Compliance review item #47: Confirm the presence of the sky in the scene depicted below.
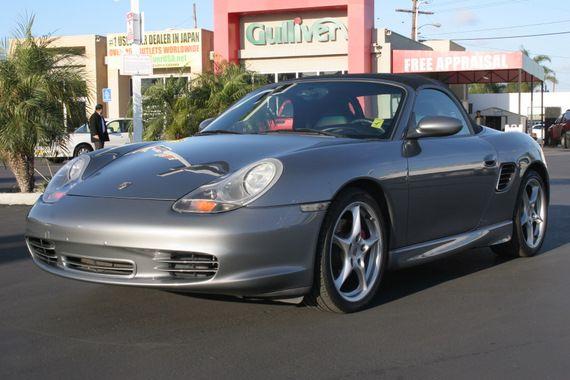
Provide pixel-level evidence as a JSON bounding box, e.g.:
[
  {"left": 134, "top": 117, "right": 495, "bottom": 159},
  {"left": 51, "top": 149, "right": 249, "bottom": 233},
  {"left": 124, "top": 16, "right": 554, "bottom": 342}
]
[{"left": 1, "top": 0, "right": 569, "bottom": 90}]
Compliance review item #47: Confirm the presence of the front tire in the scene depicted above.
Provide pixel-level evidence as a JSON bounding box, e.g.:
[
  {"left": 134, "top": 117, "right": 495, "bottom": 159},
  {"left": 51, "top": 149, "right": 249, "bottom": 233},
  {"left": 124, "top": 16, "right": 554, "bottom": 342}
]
[
  {"left": 492, "top": 170, "right": 548, "bottom": 258},
  {"left": 305, "top": 188, "right": 388, "bottom": 313},
  {"left": 562, "top": 132, "right": 569, "bottom": 149}
]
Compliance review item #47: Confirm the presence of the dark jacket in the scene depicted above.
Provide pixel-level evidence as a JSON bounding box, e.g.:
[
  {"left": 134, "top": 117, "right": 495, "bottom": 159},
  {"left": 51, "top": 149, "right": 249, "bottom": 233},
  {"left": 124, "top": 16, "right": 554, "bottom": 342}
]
[{"left": 88, "top": 112, "right": 110, "bottom": 143}]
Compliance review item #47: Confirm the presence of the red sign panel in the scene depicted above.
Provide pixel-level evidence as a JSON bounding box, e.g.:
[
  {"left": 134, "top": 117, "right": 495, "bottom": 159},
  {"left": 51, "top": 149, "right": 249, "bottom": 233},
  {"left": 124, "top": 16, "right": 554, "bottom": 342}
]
[{"left": 392, "top": 50, "right": 523, "bottom": 74}]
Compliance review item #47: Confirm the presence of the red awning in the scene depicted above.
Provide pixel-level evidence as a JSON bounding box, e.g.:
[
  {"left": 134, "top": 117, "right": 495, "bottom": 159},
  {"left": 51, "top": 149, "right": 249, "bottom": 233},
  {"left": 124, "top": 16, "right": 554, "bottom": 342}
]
[{"left": 392, "top": 50, "right": 545, "bottom": 84}]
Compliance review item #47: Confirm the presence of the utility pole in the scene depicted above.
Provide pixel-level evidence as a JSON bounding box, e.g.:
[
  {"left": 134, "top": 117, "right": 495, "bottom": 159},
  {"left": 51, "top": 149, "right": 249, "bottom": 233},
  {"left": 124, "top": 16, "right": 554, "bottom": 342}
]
[
  {"left": 129, "top": 0, "right": 143, "bottom": 143},
  {"left": 193, "top": 3, "right": 198, "bottom": 29},
  {"left": 396, "top": 0, "right": 434, "bottom": 41}
]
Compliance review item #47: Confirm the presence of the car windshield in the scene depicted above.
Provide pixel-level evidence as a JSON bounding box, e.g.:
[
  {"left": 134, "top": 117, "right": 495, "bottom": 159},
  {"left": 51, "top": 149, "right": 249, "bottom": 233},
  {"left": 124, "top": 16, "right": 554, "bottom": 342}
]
[
  {"left": 202, "top": 81, "right": 405, "bottom": 139},
  {"left": 74, "top": 124, "right": 88, "bottom": 133}
]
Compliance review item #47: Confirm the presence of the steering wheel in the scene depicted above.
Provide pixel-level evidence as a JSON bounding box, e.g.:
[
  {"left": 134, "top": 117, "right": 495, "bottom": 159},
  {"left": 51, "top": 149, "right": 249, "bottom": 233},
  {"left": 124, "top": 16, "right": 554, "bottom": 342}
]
[
  {"left": 321, "top": 125, "right": 363, "bottom": 135},
  {"left": 350, "top": 119, "right": 374, "bottom": 127}
]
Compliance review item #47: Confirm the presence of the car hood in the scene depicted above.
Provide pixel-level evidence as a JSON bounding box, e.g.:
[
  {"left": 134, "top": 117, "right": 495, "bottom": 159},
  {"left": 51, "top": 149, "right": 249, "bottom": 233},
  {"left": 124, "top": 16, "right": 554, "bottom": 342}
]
[{"left": 69, "top": 134, "right": 354, "bottom": 200}]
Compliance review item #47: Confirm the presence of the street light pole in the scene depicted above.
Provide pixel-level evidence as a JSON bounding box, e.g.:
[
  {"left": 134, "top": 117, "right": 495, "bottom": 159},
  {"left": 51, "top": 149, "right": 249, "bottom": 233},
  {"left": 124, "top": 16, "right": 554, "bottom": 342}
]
[{"left": 130, "top": 0, "right": 143, "bottom": 143}]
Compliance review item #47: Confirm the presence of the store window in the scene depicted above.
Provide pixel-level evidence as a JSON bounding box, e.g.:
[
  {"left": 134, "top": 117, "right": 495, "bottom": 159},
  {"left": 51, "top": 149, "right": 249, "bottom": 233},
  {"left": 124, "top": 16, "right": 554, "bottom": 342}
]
[
  {"left": 298, "top": 72, "right": 318, "bottom": 78},
  {"left": 278, "top": 73, "right": 296, "bottom": 81}
]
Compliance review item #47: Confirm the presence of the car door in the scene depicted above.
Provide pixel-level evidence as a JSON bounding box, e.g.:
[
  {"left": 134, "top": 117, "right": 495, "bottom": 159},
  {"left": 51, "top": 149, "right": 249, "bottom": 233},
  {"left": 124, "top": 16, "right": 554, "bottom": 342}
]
[
  {"left": 406, "top": 88, "right": 499, "bottom": 245},
  {"left": 119, "top": 119, "right": 133, "bottom": 144},
  {"left": 550, "top": 117, "right": 561, "bottom": 141},
  {"left": 563, "top": 111, "right": 570, "bottom": 137},
  {"left": 106, "top": 120, "right": 130, "bottom": 147}
]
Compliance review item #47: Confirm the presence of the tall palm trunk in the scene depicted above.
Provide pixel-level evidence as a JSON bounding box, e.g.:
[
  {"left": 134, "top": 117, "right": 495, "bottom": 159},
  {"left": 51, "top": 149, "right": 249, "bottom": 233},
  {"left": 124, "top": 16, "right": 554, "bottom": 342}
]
[{"left": 6, "top": 152, "right": 35, "bottom": 192}]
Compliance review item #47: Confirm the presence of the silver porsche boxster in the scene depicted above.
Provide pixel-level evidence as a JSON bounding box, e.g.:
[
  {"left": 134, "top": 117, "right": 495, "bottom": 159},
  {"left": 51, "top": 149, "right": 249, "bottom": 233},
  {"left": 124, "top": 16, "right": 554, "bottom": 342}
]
[{"left": 26, "top": 75, "right": 549, "bottom": 313}]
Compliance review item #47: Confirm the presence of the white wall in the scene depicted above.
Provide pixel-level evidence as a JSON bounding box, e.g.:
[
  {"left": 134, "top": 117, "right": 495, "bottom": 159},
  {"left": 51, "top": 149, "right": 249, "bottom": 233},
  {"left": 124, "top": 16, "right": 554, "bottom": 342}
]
[{"left": 468, "top": 92, "right": 570, "bottom": 119}]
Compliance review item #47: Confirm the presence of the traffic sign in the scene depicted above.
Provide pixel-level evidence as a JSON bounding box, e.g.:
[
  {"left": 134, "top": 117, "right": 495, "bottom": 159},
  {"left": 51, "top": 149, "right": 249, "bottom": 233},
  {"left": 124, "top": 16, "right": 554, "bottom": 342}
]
[
  {"left": 120, "top": 54, "right": 153, "bottom": 76},
  {"left": 126, "top": 11, "right": 142, "bottom": 45},
  {"left": 102, "top": 88, "right": 112, "bottom": 103}
]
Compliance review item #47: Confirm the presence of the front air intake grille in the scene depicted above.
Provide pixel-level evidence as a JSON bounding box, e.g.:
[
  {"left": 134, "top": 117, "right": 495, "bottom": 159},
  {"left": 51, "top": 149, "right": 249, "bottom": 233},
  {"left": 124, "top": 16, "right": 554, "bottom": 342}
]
[
  {"left": 27, "top": 237, "right": 57, "bottom": 265},
  {"left": 153, "top": 251, "right": 218, "bottom": 280},
  {"left": 497, "top": 163, "right": 517, "bottom": 192},
  {"left": 62, "top": 255, "right": 135, "bottom": 277}
]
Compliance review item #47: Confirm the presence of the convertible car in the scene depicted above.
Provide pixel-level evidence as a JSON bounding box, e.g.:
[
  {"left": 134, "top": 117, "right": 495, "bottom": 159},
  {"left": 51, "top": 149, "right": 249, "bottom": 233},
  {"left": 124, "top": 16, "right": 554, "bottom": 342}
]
[{"left": 26, "top": 75, "right": 549, "bottom": 313}]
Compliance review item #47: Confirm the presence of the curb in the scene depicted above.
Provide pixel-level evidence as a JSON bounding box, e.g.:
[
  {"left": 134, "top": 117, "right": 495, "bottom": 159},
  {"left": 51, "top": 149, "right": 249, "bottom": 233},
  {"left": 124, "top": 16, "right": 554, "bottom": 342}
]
[{"left": 0, "top": 193, "right": 41, "bottom": 205}]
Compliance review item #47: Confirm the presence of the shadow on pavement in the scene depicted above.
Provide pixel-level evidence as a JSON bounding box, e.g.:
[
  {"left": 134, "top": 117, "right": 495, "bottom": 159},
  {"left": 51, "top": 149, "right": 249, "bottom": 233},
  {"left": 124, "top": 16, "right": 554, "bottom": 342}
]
[
  {"left": 549, "top": 178, "right": 570, "bottom": 186},
  {"left": 174, "top": 205, "right": 570, "bottom": 310},
  {"left": 542, "top": 204, "right": 570, "bottom": 252},
  {"left": 366, "top": 204, "right": 570, "bottom": 310}
]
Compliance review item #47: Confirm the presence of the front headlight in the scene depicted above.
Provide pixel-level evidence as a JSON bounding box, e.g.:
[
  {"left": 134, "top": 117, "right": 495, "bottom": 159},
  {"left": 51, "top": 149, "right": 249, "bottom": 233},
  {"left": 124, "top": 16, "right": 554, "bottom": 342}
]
[
  {"left": 172, "top": 158, "right": 283, "bottom": 213},
  {"left": 43, "top": 155, "right": 90, "bottom": 203}
]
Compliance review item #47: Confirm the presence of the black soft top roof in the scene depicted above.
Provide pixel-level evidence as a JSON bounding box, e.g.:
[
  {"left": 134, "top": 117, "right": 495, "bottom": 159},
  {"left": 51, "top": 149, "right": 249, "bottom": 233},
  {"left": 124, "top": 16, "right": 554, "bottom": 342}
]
[{"left": 292, "top": 73, "right": 444, "bottom": 90}]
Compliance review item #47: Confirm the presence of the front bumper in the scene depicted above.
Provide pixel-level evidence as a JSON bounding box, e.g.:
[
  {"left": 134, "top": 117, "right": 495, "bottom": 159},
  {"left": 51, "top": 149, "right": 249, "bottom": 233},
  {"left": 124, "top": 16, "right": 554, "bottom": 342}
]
[{"left": 26, "top": 195, "right": 326, "bottom": 297}]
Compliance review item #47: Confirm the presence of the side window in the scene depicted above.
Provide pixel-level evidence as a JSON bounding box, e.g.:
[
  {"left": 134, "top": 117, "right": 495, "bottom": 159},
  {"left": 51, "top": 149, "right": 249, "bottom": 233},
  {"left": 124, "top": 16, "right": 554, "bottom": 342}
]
[
  {"left": 120, "top": 120, "right": 132, "bottom": 133},
  {"left": 413, "top": 89, "right": 471, "bottom": 136},
  {"left": 106, "top": 121, "right": 121, "bottom": 133},
  {"left": 563, "top": 111, "right": 570, "bottom": 121}
]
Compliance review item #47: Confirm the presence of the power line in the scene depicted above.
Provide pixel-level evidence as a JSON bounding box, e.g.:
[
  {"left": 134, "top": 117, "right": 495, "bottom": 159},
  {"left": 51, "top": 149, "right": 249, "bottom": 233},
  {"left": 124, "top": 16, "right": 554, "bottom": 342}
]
[
  {"left": 426, "top": 18, "right": 570, "bottom": 36},
  {"left": 431, "top": 0, "right": 471, "bottom": 7},
  {"left": 449, "top": 30, "right": 570, "bottom": 41},
  {"left": 436, "top": 0, "right": 528, "bottom": 13},
  {"left": 459, "top": 43, "right": 570, "bottom": 60}
]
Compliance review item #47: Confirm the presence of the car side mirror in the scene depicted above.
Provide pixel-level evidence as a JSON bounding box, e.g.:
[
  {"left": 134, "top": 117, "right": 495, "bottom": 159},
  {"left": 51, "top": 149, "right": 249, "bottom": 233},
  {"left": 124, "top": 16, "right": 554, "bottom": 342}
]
[
  {"left": 199, "top": 117, "right": 215, "bottom": 132},
  {"left": 407, "top": 116, "right": 463, "bottom": 139}
]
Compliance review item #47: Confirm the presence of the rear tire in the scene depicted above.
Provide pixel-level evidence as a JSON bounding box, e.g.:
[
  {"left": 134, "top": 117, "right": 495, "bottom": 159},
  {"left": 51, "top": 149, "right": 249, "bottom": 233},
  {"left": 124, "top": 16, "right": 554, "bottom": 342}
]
[
  {"left": 491, "top": 170, "right": 548, "bottom": 258},
  {"left": 74, "top": 144, "right": 93, "bottom": 157},
  {"left": 304, "top": 188, "right": 388, "bottom": 313}
]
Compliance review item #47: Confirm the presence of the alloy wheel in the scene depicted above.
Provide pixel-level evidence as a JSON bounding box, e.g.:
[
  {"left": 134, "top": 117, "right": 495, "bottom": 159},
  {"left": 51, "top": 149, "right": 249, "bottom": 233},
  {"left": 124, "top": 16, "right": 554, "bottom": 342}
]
[
  {"left": 76, "top": 147, "right": 91, "bottom": 156},
  {"left": 329, "top": 202, "right": 382, "bottom": 302},
  {"left": 520, "top": 178, "right": 547, "bottom": 249}
]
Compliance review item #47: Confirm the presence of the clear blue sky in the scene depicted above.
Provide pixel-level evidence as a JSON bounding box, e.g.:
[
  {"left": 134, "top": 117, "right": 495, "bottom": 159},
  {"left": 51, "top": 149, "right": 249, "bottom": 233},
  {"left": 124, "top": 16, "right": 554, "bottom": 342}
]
[{"left": 1, "top": 0, "right": 569, "bottom": 90}]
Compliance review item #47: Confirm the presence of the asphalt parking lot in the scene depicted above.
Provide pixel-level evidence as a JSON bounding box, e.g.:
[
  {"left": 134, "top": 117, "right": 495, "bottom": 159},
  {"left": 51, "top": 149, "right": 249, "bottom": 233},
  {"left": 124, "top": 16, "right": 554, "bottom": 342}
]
[{"left": 1, "top": 148, "right": 569, "bottom": 379}]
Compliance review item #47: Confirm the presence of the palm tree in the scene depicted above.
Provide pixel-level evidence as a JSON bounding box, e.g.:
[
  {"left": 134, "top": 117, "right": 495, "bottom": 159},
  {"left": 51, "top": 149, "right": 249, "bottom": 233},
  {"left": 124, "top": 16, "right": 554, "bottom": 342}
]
[
  {"left": 470, "top": 47, "right": 558, "bottom": 94},
  {"left": 505, "top": 47, "right": 558, "bottom": 92},
  {"left": 0, "top": 15, "right": 88, "bottom": 192},
  {"left": 522, "top": 48, "right": 558, "bottom": 91},
  {"left": 142, "top": 61, "right": 267, "bottom": 140},
  {"left": 142, "top": 76, "right": 190, "bottom": 141}
]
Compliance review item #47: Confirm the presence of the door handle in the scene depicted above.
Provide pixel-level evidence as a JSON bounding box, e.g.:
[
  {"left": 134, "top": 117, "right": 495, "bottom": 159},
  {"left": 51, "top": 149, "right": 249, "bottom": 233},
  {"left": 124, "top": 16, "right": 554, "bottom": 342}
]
[{"left": 483, "top": 154, "right": 497, "bottom": 167}]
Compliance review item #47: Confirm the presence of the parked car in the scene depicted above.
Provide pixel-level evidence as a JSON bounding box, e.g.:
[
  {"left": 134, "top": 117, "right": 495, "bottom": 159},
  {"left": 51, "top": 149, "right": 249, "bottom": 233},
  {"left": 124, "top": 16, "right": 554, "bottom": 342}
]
[
  {"left": 530, "top": 123, "right": 545, "bottom": 145},
  {"left": 546, "top": 110, "right": 570, "bottom": 148},
  {"left": 26, "top": 75, "right": 549, "bottom": 313},
  {"left": 35, "top": 118, "right": 132, "bottom": 159}
]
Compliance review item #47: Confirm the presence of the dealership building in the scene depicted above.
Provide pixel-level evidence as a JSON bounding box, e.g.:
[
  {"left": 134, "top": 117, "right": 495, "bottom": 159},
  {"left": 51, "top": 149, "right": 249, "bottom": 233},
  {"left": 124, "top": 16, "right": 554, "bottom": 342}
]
[{"left": 48, "top": 0, "right": 561, "bottom": 130}]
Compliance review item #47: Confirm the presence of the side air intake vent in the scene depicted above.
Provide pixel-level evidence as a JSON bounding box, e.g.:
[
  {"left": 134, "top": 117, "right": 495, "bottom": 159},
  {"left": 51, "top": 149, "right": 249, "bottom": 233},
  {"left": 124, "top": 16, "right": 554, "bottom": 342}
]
[
  {"left": 496, "top": 163, "right": 516, "bottom": 192},
  {"left": 153, "top": 251, "right": 219, "bottom": 281}
]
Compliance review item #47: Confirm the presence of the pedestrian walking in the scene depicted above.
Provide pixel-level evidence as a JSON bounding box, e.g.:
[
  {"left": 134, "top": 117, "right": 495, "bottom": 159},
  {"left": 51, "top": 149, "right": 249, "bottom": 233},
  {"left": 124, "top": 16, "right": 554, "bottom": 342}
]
[{"left": 89, "top": 104, "right": 109, "bottom": 150}]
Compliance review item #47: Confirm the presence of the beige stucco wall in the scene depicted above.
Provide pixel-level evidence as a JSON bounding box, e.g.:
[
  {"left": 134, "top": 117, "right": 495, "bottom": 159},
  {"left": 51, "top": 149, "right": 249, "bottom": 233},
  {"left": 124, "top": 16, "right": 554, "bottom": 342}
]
[
  {"left": 422, "top": 40, "right": 466, "bottom": 52},
  {"left": 48, "top": 34, "right": 108, "bottom": 117},
  {"left": 372, "top": 29, "right": 431, "bottom": 74}
]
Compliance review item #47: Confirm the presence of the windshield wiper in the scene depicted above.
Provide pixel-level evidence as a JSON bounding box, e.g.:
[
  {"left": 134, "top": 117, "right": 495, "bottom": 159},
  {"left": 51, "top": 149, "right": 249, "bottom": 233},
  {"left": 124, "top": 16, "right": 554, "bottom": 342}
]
[
  {"left": 197, "top": 129, "right": 242, "bottom": 135},
  {"left": 262, "top": 128, "right": 340, "bottom": 137}
]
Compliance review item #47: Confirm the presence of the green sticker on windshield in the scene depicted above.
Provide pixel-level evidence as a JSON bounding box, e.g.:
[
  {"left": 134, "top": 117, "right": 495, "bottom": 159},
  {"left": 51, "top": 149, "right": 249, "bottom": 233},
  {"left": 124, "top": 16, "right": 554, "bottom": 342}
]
[{"left": 371, "top": 118, "right": 385, "bottom": 130}]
